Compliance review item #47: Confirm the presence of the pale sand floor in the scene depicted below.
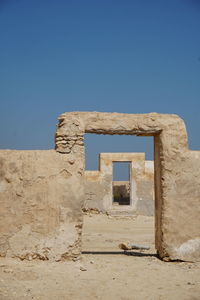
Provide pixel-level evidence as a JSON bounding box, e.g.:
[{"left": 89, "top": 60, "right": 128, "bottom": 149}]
[{"left": 0, "top": 214, "right": 199, "bottom": 300}]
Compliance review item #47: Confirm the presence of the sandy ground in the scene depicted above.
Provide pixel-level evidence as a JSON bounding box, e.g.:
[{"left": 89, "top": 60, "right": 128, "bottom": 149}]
[{"left": 0, "top": 214, "right": 199, "bottom": 300}]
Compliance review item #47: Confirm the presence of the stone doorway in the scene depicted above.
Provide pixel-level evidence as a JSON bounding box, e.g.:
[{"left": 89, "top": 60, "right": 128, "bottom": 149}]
[
  {"left": 85, "top": 152, "right": 154, "bottom": 216},
  {"left": 55, "top": 112, "right": 200, "bottom": 262},
  {"left": 112, "top": 161, "right": 131, "bottom": 206}
]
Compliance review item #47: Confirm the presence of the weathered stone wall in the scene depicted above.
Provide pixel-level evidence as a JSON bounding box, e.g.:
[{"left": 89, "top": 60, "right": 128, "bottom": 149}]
[
  {"left": 0, "top": 111, "right": 200, "bottom": 262},
  {"left": 55, "top": 111, "right": 200, "bottom": 262},
  {"left": 135, "top": 160, "right": 155, "bottom": 216},
  {"left": 85, "top": 153, "right": 154, "bottom": 216},
  {"left": 0, "top": 150, "right": 84, "bottom": 261}
]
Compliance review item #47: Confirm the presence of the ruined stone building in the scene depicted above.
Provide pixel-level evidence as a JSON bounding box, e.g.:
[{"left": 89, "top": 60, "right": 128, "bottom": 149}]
[
  {"left": 85, "top": 153, "right": 154, "bottom": 216},
  {"left": 0, "top": 112, "right": 200, "bottom": 262}
]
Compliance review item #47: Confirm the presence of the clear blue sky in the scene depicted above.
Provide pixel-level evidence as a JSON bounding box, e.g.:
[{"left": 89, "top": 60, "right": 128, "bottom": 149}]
[{"left": 0, "top": 0, "right": 200, "bottom": 172}]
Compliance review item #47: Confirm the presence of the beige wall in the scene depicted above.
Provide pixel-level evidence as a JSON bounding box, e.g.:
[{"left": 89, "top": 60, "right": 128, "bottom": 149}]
[
  {"left": 55, "top": 112, "right": 200, "bottom": 262},
  {"left": 0, "top": 149, "right": 84, "bottom": 261},
  {"left": 85, "top": 153, "right": 154, "bottom": 216},
  {"left": 0, "top": 111, "right": 200, "bottom": 262}
]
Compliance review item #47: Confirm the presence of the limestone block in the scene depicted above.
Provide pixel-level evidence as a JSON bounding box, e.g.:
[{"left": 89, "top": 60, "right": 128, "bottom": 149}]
[{"left": 0, "top": 150, "right": 84, "bottom": 261}]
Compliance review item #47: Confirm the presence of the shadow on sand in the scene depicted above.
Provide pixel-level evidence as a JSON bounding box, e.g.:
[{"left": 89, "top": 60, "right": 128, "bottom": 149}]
[{"left": 82, "top": 251, "right": 157, "bottom": 258}]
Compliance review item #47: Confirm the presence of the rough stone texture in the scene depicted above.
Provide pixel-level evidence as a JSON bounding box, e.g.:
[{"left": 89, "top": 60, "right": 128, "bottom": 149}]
[
  {"left": 0, "top": 111, "right": 200, "bottom": 262},
  {"left": 0, "top": 150, "right": 84, "bottom": 261},
  {"left": 85, "top": 153, "right": 154, "bottom": 216},
  {"left": 56, "top": 112, "right": 200, "bottom": 262}
]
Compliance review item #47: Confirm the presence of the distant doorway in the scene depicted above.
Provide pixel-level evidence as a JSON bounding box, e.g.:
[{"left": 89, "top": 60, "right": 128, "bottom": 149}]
[{"left": 112, "top": 162, "right": 131, "bottom": 206}]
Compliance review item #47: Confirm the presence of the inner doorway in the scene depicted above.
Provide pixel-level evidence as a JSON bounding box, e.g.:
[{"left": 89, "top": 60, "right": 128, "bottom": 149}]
[{"left": 112, "top": 161, "right": 131, "bottom": 206}]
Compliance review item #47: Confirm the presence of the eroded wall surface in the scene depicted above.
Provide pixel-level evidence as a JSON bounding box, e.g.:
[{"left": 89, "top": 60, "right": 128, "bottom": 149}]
[
  {"left": 0, "top": 111, "right": 200, "bottom": 262},
  {"left": 85, "top": 153, "right": 154, "bottom": 216},
  {"left": 0, "top": 150, "right": 84, "bottom": 261},
  {"left": 55, "top": 112, "right": 200, "bottom": 262}
]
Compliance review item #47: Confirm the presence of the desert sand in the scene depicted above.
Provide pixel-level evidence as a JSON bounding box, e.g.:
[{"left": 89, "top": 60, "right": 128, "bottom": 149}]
[{"left": 0, "top": 214, "right": 199, "bottom": 300}]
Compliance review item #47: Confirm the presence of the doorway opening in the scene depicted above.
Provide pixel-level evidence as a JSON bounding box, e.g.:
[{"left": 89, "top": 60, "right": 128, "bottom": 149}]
[
  {"left": 82, "top": 133, "right": 155, "bottom": 254},
  {"left": 112, "top": 161, "right": 131, "bottom": 206}
]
